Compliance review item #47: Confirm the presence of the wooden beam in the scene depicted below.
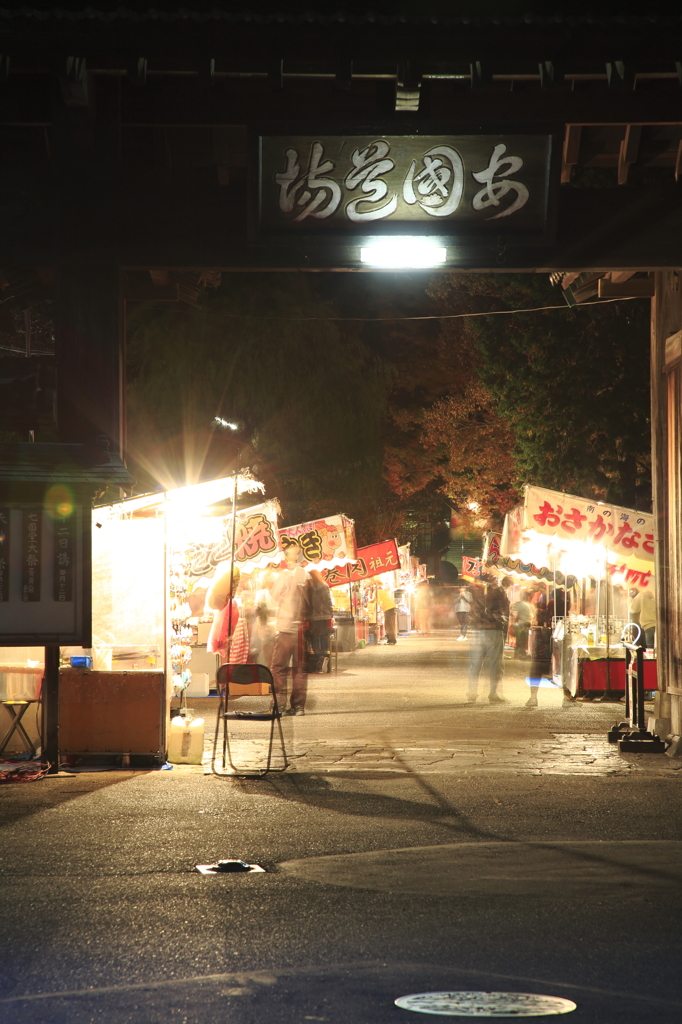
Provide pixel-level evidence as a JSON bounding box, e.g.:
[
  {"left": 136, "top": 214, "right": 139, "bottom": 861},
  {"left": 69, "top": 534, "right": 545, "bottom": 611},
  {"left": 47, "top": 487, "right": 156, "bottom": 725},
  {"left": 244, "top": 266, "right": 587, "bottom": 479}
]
[
  {"left": 335, "top": 58, "right": 353, "bottom": 92},
  {"left": 213, "top": 127, "right": 230, "bottom": 186},
  {"left": 469, "top": 62, "right": 492, "bottom": 90},
  {"left": 127, "top": 58, "right": 147, "bottom": 86},
  {"left": 606, "top": 61, "right": 634, "bottom": 89},
  {"left": 571, "top": 274, "right": 604, "bottom": 303},
  {"left": 618, "top": 124, "right": 641, "bottom": 184},
  {"left": 609, "top": 271, "right": 636, "bottom": 284},
  {"left": 125, "top": 280, "right": 179, "bottom": 301},
  {"left": 268, "top": 57, "right": 283, "bottom": 91},
  {"left": 676, "top": 139, "right": 682, "bottom": 182},
  {"left": 598, "top": 276, "right": 655, "bottom": 297},
  {"left": 59, "top": 57, "right": 89, "bottom": 108},
  {"left": 538, "top": 61, "right": 564, "bottom": 89},
  {"left": 562, "top": 125, "right": 581, "bottom": 184},
  {"left": 198, "top": 58, "right": 215, "bottom": 89}
]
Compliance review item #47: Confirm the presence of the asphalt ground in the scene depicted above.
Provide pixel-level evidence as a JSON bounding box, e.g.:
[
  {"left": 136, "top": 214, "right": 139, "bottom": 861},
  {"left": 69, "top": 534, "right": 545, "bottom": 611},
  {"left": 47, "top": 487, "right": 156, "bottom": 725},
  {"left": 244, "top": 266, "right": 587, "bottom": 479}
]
[{"left": 0, "top": 632, "right": 680, "bottom": 1023}]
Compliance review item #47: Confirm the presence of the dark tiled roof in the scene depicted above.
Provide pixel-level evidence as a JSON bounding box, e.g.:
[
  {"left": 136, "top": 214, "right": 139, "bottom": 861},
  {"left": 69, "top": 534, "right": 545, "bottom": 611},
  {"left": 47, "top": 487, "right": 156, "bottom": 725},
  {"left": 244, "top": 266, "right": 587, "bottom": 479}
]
[
  {"left": 0, "top": 5, "right": 676, "bottom": 28},
  {"left": 0, "top": 443, "right": 134, "bottom": 486}
]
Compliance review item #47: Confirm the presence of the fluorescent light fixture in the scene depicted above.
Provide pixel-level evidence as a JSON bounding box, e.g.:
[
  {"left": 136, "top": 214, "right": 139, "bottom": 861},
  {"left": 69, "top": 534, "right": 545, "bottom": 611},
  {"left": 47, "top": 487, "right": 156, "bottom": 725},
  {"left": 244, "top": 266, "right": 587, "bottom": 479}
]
[
  {"left": 360, "top": 237, "right": 447, "bottom": 269},
  {"left": 215, "top": 417, "right": 239, "bottom": 431}
]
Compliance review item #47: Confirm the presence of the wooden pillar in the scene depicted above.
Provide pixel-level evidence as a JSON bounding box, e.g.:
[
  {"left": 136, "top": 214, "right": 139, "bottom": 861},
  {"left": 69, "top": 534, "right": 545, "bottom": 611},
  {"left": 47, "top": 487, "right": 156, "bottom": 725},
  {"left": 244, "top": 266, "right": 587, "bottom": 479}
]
[
  {"left": 52, "top": 74, "right": 125, "bottom": 454},
  {"left": 42, "top": 645, "right": 61, "bottom": 774},
  {"left": 650, "top": 270, "right": 682, "bottom": 738}
]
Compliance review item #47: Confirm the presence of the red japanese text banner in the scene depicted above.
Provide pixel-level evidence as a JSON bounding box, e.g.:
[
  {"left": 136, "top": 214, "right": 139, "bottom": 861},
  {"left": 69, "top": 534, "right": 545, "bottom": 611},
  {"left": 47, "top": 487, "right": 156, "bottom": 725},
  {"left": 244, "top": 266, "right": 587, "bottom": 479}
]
[
  {"left": 501, "top": 486, "right": 654, "bottom": 582},
  {"left": 322, "top": 539, "right": 400, "bottom": 588},
  {"left": 461, "top": 556, "right": 483, "bottom": 580}
]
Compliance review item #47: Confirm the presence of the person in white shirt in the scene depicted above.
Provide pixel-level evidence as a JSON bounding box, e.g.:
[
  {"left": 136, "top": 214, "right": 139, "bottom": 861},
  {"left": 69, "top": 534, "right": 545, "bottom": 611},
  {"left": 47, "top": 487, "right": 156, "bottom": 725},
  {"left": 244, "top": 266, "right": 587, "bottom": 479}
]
[
  {"left": 455, "top": 585, "right": 473, "bottom": 640},
  {"left": 270, "top": 541, "right": 311, "bottom": 715},
  {"left": 629, "top": 586, "right": 656, "bottom": 650}
]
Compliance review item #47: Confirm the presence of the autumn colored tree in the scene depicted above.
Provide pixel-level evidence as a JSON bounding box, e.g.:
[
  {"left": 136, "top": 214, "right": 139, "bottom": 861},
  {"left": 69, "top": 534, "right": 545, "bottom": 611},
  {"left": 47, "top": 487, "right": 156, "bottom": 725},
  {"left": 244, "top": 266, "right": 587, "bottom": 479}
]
[{"left": 428, "top": 274, "right": 652, "bottom": 510}]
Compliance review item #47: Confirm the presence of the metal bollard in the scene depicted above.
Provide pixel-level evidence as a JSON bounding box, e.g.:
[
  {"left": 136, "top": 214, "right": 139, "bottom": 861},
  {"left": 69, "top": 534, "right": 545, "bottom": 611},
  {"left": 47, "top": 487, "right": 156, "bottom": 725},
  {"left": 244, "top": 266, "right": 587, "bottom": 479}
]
[{"left": 607, "top": 623, "right": 665, "bottom": 752}]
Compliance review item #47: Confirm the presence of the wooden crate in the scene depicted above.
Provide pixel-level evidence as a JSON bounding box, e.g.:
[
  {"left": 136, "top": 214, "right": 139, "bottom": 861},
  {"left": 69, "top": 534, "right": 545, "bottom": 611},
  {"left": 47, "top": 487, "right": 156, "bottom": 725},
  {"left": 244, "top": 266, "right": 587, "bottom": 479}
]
[{"left": 59, "top": 670, "right": 168, "bottom": 757}]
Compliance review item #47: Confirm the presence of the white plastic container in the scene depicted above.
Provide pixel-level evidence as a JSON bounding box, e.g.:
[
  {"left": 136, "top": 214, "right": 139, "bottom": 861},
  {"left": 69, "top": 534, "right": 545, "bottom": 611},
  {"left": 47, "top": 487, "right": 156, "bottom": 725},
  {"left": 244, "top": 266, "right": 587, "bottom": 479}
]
[
  {"left": 0, "top": 665, "right": 43, "bottom": 701},
  {"left": 184, "top": 672, "right": 209, "bottom": 698},
  {"left": 168, "top": 714, "right": 205, "bottom": 764}
]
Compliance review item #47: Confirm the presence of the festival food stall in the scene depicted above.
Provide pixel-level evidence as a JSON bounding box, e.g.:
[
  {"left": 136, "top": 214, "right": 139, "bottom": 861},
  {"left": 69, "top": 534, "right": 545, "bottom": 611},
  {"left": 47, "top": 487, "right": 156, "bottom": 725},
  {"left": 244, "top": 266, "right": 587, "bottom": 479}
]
[
  {"left": 321, "top": 538, "right": 401, "bottom": 647},
  {"left": 491, "top": 485, "right": 657, "bottom": 697},
  {"left": 57, "top": 474, "right": 273, "bottom": 761},
  {"left": 56, "top": 487, "right": 360, "bottom": 762}
]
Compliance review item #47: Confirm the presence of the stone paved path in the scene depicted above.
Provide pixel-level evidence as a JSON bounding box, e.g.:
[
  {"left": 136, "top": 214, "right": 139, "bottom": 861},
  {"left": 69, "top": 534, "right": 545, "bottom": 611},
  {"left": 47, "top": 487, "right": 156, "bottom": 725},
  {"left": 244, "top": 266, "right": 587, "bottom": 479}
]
[
  {"left": 199, "top": 733, "right": 682, "bottom": 777},
  {"left": 168, "top": 632, "right": 680, "bottom": 778}
]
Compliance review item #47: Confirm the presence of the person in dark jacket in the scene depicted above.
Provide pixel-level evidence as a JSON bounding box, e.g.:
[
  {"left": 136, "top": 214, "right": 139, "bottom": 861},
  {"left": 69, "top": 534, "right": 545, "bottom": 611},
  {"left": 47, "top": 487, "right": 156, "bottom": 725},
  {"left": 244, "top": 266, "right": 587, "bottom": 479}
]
[
  {"left": 466, "top": 577, "right": 510, "bottom": 704},
  {"left": 308, "top": 569, "right": 334, "bottom": 673}
]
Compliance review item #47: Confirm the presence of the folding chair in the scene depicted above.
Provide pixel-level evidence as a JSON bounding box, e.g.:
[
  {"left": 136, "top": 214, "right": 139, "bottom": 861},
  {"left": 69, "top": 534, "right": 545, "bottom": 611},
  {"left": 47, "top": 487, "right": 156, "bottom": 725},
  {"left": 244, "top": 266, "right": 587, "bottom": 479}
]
[{"left": 214, "top": 663, "right": 288, "bottom": 776}]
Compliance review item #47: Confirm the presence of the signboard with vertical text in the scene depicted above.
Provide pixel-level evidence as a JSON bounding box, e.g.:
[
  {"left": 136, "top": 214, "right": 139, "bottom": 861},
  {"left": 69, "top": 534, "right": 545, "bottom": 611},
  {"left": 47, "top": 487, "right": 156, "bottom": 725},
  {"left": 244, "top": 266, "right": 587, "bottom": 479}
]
[{"left": 0, "top": 503, "right": 89, "bottom": 645}]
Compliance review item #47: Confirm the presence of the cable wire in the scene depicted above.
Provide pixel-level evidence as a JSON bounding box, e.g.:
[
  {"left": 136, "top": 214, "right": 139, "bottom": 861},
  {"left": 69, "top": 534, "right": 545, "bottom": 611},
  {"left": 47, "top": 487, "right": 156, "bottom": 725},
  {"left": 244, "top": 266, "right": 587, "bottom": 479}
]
[{"left": 151, "top": 295, "right": 641, "bottom": 324}]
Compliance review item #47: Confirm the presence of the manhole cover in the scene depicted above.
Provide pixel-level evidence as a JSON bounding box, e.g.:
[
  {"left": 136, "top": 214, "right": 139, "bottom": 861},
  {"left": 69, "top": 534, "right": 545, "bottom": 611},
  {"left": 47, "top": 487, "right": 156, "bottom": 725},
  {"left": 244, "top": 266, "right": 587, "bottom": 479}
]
[{"left": 394, "top": 992, "right": 577, "bottom": 1017}]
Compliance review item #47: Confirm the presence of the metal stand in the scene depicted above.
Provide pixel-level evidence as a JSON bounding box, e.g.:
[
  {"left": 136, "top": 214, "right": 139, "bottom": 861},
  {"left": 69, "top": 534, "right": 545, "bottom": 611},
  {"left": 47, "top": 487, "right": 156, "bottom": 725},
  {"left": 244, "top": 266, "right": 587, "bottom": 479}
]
[
  {"left": 0, "top": 701, "right": 39, "bottom": 757},
  {"left": 608, "top": 624, "right": 666, "bottom": 752}
]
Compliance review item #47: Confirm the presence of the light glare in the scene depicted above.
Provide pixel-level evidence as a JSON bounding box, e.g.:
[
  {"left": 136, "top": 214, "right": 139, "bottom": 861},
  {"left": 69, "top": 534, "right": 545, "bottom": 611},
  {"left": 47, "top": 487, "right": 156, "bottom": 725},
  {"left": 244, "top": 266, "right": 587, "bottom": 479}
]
[
  {"left": 215, "top": 417, "right": 239, "bottom": 431},
  {"left": 360, "top": 237, "right": 447, "bottom": 269}
]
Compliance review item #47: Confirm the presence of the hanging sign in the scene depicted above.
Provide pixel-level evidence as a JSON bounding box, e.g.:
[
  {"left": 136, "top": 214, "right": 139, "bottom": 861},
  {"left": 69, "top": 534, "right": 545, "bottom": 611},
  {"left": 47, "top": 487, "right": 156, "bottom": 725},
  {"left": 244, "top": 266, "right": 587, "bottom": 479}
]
[
  {"left": 278, "top": 515, "right": 356, "bottom": 570},
  {"left": 522, "top": 486, "right": 654, "bottom": 565},
  {"left": 323, "top": 539, "right": 400, "bottom": 587},
  {"left": 184, "top": 501, "right": 281, "bottom": 577},
  {"left": 256, "top": 127, "right": 557, "bottom": 241},
  {"left": 461, "top": 555, "right": 483, "bottom": 579}
]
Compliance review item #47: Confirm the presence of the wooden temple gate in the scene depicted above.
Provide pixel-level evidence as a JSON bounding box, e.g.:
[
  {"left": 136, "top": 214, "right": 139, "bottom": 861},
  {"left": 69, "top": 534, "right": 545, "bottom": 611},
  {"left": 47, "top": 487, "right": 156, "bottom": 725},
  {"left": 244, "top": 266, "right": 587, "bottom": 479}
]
[{"left": 1, "top": 4, "right": 682, "bottom": 740}]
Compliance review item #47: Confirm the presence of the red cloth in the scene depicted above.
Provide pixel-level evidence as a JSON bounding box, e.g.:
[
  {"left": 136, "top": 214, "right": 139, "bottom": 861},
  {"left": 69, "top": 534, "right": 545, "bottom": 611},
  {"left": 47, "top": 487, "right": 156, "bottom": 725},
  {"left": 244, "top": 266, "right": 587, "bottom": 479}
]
[{"left": 207, "top": 599, "right": 240, "bottom": 657}]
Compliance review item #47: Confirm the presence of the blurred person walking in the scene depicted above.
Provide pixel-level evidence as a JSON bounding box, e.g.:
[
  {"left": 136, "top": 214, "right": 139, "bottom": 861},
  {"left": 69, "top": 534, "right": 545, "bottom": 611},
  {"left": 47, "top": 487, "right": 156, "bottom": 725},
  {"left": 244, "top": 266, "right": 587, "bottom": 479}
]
[
  {"left": 308, "top": 569, "right": 334, "bottom": 671},
  {"left": 455, "top": 584, "right": 473, "bottom": 641},
  {"left": 467, "top": 577, "right": 511, "bottom": 704},
  {"left": 377, "top": 584, "right": 398, "bottom": 644},
  {"left": 512, "top": 589, "right": 534, "bottom": 660}
]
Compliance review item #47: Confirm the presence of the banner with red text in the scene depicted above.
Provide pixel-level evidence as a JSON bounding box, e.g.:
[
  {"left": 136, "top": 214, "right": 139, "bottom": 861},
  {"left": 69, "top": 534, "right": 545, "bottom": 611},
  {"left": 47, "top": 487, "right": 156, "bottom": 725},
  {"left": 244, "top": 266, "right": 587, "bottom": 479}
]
[
  {"left": 322, "top": 539, "right": 400, "bottom": 587},
  {"left": 278, "top": 515, "right": 356, "bottom": 570},
  {"left": 523, "top": 486, "right": 654, "bottom": 563},
  {"left": 500, "top": 486, "right": 655, "bottom": 585}
]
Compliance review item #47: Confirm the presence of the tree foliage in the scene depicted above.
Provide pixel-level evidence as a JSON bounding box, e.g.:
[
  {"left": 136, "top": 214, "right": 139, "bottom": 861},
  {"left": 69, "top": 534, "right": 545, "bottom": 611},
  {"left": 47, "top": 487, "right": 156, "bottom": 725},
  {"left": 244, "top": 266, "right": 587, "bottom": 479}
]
[
  {"left": 429, "top": 274, "right": 652, "bottom": 511},
  {"left": 126, "top": 275, "right": 387, "bottom": 525},
  {"left": 126, "top": 270, "right": 652, "bottom": 547}
]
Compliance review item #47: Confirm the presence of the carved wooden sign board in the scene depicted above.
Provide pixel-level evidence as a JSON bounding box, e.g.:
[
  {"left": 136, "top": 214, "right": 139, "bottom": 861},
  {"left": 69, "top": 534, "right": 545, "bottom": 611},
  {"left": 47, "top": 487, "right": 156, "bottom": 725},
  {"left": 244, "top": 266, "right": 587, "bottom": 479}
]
[{"left": 255, "top": 124, "right": 559, "bottom": 245}]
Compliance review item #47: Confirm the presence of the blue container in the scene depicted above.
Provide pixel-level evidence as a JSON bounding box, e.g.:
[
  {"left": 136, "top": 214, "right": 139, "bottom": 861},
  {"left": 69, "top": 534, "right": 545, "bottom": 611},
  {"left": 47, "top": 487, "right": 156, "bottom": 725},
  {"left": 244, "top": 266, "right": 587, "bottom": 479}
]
[{"left": 70, "top": 656, "right": 92, "bottom": 669}]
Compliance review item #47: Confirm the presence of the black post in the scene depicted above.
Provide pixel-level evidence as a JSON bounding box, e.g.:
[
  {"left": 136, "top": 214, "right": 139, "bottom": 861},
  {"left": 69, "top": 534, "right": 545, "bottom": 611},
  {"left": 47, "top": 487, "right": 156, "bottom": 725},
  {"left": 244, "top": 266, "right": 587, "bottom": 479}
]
[{"left": 43, "top": 645, "right": 60, "bottom": 774}]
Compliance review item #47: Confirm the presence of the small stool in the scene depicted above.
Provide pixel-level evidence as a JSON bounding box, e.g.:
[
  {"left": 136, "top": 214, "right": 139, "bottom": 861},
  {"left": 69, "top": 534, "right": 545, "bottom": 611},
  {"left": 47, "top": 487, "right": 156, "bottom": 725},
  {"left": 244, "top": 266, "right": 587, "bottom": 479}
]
[{"left": 0, "top": 701, "right": 39, "bottom": 758}]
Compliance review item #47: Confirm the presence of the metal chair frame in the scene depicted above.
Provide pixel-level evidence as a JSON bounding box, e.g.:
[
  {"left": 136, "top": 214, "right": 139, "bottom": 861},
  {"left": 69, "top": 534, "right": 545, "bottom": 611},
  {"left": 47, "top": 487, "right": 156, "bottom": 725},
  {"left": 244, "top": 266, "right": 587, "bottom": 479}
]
[{"left": 214, "top": 663, "right": 288, "bottom": 776}]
